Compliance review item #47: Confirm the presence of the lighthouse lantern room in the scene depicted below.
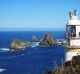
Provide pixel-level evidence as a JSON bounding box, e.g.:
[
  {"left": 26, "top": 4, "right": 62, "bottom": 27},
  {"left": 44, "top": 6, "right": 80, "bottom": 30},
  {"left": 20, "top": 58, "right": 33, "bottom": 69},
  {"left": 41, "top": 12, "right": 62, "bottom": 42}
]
[{"left": 66, "top": 10, "right": 80, "bottom": 48}]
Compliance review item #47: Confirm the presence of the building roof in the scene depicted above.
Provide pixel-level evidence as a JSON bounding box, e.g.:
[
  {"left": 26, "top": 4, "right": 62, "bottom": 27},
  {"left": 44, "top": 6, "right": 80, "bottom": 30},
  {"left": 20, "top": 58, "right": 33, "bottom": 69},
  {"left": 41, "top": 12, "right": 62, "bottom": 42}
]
[
  {"left": 68, "top": 16, "right": 80, "bottom": 25},
  {"left": 67, "top": 10, "right": 80, "bottom": 25}
]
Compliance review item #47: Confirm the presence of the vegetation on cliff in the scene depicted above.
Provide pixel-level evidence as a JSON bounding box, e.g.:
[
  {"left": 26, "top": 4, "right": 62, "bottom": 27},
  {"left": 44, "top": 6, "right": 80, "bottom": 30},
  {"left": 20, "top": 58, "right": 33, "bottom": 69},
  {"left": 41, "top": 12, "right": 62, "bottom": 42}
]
[
  {"left": 44, "top": 55, "right": 80, "bottom": 74},
  {"left": 44, "top": 66, "right": 80, "bottom": 74}
]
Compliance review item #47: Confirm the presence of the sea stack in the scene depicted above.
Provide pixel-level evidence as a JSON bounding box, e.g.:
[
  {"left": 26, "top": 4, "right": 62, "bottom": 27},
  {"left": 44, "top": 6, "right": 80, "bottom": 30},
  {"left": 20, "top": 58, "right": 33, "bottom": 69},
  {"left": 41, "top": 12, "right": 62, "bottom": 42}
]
[
  {"left": 31, "top": 36, "right": 40, "bottom": 47},
  {"left": 65, "top": 10, "right": 80, "bottom": 62},
  {"left": 9, "top": 39, "right": 31, "bottom": 51},
  {"left": 32, "top": 35, "right": 39, "bottom": 42},
  {"left": 39, "top": 32, "right": 57, "bottom": 47}
]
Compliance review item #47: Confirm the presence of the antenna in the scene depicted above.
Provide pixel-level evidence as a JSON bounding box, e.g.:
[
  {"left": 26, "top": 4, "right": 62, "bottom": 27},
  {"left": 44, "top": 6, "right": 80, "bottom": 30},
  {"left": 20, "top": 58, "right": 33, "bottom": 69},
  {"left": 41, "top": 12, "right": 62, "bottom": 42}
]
[
  {"left": 74, "top": 10, "right": 77, "bottom": 16},
  {"left": 69, "top": 11, "right": 73, "bottom": 19}
]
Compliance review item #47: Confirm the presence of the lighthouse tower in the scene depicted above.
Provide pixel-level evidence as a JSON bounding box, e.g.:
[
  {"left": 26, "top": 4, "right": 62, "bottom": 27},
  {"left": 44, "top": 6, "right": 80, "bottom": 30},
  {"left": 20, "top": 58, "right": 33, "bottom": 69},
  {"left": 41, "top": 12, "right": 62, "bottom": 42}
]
[{"left": 65, "top": 10, "right": 80, "bottom": 61}]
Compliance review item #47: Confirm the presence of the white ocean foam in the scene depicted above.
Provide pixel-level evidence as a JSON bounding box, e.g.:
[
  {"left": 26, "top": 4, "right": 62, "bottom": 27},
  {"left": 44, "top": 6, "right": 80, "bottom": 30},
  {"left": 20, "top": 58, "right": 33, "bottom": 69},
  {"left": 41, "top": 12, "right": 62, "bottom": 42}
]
[
  {"left": 8, "top": 54, "right": 24, "bottom": 59},
  {"left": 31, "top": 42, "right": 39, "bottom": 47},
  {"left": 0, "top": 53, "right": 25, "bottom": 60},
  {"left": 0, "top": 68, "right": 6, "bottom": 72},
  {"left": 0, "top": 48, "right": 26, "bottom": 60},
  {"left": 0, "top": 48, "right": 9, "bottom": 52}
]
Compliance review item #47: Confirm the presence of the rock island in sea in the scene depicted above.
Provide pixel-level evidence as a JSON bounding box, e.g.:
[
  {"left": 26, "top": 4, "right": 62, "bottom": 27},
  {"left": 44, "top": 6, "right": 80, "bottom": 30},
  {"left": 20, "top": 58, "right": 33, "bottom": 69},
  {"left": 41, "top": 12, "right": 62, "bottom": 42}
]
[
  {"left": 9, "top": 32, "right": 57, "bottom": 51},
  {"left": 31, "top": 35, "right": 40, "bottom": 47},
  {"left": 39, "top": 32, "right": 57, "bottom": 47},
  {"left": 9, "top": 39, "right": 31, "bottom": 51},
  {"left": 32, "top": 35, "right": 40, "bottom": 42}
]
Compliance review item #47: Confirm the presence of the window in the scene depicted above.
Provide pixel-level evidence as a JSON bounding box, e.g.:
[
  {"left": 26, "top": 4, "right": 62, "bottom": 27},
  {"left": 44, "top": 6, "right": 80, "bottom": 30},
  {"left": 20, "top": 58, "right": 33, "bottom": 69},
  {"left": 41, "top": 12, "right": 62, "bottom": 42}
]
[{"left": 67, "top": 25, "right": 76, "bottom": 37}]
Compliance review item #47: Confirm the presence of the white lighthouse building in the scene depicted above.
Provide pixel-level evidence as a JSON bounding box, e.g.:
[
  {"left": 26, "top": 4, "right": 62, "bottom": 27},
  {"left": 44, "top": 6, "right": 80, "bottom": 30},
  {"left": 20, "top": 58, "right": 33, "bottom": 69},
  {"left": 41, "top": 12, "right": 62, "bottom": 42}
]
[{"left": 65, "top": 10, "right": 80, "bottom": 61}]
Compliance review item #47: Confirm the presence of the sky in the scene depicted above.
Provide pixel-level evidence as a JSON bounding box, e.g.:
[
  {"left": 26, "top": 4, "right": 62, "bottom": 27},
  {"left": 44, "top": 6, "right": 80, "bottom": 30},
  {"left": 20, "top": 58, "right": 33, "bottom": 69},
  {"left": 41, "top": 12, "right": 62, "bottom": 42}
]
[{"left": 0, "top": 0, "right": 80, "bottom": 31}]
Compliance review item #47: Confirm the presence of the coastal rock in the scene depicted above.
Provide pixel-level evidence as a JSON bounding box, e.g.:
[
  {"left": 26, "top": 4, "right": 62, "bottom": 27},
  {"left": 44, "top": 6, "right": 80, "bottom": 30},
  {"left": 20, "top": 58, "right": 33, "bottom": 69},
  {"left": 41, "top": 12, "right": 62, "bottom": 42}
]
[
  {"left": 65, "top": 55, "right": 80, "bottom": 67},
  {"left": 9, "top": 39, "right": 31, "bottom": 51},
  {"left": 32, "top": 35, "right": 39, "bottom": 42},
  {"left": 39, "top": 32, "right": 57, "bottom": 47}
]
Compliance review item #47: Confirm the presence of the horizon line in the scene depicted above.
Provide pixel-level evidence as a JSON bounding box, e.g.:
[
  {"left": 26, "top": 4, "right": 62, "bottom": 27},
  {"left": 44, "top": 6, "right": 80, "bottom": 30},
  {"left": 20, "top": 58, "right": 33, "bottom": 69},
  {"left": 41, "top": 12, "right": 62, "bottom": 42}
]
[{"left": 0, "top": 28, "right": 65, "bottom": 31}]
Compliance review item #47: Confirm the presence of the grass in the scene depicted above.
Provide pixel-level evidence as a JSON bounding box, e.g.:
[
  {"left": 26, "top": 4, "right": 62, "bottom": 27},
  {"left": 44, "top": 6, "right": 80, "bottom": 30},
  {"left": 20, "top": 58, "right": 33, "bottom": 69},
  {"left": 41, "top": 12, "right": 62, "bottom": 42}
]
[
  {"left": 44, "top": 65, "right": 80, "bottom": 74},
  {"left": 43, "top": 55, "right": 80, "bottom": 74}
]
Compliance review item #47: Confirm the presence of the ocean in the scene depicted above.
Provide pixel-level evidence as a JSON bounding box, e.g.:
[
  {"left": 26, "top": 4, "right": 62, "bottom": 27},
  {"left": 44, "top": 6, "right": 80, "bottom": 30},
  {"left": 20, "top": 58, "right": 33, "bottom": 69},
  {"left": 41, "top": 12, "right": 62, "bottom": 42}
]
[{"left": 0, "top": 31, "right": 65, "bottom": 74}]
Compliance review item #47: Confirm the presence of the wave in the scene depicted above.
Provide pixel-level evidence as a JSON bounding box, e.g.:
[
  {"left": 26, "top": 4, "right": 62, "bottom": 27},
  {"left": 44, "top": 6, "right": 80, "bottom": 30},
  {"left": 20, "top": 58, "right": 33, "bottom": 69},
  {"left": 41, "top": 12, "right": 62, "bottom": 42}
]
[
  {"left": 31, "top": 42, "right": 39, "bottom": 47},
  {"left": 0, "top": 68, "right": 6, "bottom": 72},
  {"left": 0, "top": 48, "right": 26, "bottom": 60},
  {"left": 0, "top": 48, "right": 9, "bottom": 52},
  {"left": 0, "top": 53, "right": 25, "bottom": 61}
]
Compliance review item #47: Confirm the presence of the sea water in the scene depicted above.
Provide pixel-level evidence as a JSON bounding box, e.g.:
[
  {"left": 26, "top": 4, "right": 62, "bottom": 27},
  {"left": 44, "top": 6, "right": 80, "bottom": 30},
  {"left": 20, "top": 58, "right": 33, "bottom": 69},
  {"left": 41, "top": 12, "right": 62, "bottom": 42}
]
[{"left": 0, "top": 31, "right": 65, "bottom": 74}]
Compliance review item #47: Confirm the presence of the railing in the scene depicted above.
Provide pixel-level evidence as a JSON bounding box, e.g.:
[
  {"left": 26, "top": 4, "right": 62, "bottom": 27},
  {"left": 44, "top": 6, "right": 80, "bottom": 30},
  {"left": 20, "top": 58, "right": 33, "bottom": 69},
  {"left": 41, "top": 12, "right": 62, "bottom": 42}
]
[
  {"left": 66, "top": 37, "right": 80, "bottom": 39},
  {"left": 63, "top": 45, "right": 80, "bottom": 49}
]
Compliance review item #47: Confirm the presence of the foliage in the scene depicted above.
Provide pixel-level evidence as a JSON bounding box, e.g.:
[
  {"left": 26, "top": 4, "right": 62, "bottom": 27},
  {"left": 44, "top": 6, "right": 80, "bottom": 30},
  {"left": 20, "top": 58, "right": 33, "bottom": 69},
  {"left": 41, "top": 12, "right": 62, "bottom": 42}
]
[
  {"left": 44, "top": 65, "right": 80, "bottom": 74},
  {"left": 43, "top": 55, "right": 80, "bottom": 74}
]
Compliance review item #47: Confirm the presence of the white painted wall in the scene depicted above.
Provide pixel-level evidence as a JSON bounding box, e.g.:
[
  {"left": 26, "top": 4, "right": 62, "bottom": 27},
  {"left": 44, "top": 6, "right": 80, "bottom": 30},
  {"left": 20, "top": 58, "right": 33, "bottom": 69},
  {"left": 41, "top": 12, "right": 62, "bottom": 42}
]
[
  {"left": 70, "top": 39, "right": 80, "bottom": 46},
  {"left": 76, "top": 26, "right": 80, "bottom": 38}
]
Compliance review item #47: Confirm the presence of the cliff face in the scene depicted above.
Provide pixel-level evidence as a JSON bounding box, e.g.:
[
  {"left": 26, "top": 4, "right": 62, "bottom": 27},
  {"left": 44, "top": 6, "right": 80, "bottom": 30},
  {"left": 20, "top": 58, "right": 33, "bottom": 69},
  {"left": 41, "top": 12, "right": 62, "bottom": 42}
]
[
  {"left": 9, "top": 39, "right": 31, "bottom": 51},
  {"left": 40, "top": 32, "right": 57, "bottom": 47},
  {"left": 65, "top": 55, "right": 80, "bottom": 67}
]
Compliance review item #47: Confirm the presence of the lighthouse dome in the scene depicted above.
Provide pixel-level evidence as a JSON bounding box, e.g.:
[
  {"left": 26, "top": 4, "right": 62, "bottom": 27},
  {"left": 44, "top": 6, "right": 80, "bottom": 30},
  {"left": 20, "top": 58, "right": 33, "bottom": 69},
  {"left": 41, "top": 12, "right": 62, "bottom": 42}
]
[{"left": 68, "top": 15, "right": 80, "bottom": 25}]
